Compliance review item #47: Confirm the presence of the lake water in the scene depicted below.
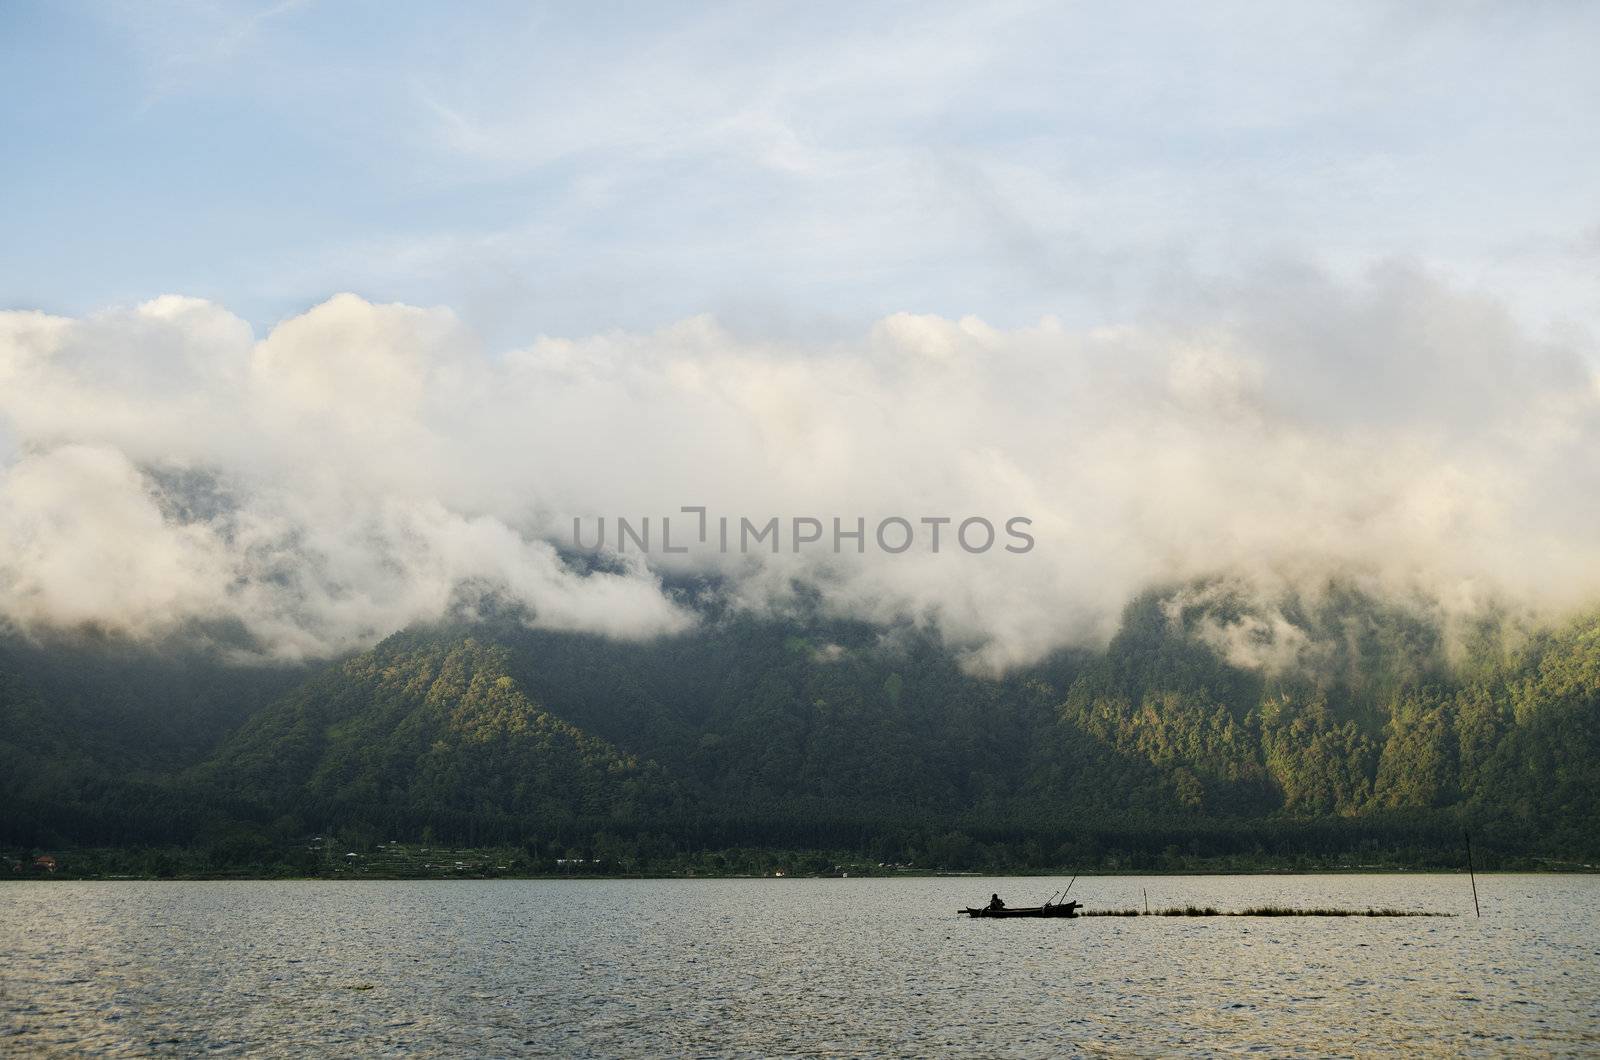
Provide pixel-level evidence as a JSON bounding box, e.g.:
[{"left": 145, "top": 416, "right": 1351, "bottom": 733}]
[{"left": 2, "top": 874, "right": 1596, "bottom": 1056}]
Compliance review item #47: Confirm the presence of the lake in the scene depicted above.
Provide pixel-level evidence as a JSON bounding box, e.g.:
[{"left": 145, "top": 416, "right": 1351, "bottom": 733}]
[{"left": 2, "top": 874, "right": 1596, "bottom": 1056}]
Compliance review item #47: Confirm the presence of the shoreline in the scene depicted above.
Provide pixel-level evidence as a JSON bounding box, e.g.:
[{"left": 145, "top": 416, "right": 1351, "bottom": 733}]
[{"left": 5, "top": 867, "right": 1593, "bottom": 883}]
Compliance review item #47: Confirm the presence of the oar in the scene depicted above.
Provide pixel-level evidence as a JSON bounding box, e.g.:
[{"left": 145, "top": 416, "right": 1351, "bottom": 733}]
[{"left": 1062, "top": 874, "right": 1079, "bottom": 896}]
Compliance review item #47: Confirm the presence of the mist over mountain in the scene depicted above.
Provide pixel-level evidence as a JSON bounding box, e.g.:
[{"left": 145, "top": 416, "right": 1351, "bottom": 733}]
[
  {"left": 6, "top": 260, "right": 1598, "bottom": 873},
  {"left": 3, "top": 262, "right": 1598, "bottom": 672}
]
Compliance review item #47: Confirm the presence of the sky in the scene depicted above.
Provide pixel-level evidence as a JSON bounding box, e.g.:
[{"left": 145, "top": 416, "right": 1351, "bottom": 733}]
[
  {"left": 5, "top": 1, "right": 1598, "bottom": 343},
  {"left": 2, "top": 2, "right": 1599, "bottom": 668}
]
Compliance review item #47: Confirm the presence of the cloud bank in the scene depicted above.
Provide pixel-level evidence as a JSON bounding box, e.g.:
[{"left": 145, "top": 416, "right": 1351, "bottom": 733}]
[{"left": 1, "top": 264, "right": 1597, "bottom": 668}]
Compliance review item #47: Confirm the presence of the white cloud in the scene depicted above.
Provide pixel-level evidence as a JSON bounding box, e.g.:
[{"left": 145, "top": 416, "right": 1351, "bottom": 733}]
[{"left": 1, "top": 263, "right": 1597, "bottom": 667}]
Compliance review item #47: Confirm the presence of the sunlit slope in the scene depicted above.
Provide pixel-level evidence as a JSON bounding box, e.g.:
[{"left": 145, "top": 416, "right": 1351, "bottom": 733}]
[{"left": 196, "top": 634, "right": 679, "bottom": 839}]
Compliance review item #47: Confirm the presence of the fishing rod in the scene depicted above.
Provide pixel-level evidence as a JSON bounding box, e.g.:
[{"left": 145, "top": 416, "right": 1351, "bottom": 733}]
[{"left": 1045, "top": 875, "right": 1080, "bottom": 910}]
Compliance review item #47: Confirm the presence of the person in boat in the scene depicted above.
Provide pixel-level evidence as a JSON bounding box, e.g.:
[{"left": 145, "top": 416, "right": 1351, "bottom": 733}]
[{"left": 987, "top": 893, "right": 1005, "bottom": 911}]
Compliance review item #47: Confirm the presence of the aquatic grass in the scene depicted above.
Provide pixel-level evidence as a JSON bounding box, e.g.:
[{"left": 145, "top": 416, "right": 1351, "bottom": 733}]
[
  {"left": 1235, "top": 905, "right": 1447, "bottom": 917},
  {"left": 1081, "top": 905, "right": 1451, "bottom": 917}
]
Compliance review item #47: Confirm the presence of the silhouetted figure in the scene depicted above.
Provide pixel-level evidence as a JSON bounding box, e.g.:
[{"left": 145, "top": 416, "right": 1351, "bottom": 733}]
[{"left": 987, "top": 893, "right": 1005, "bottom": 911}]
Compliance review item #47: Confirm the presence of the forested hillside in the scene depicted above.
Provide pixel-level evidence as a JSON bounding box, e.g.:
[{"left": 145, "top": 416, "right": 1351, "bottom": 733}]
[
  {"left": 4, "top": 582, "right": 1597, "bottom": 874},
  {"left": 0, "top": 632, "right": 304, "bottom": 848},
  {"left": 196, "top": 636, "right": 679, "bottom": 848}
]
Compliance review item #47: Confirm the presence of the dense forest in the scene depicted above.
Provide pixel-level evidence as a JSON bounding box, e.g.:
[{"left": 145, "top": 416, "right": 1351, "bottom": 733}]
[{"left": 3, "top": 580, "right": 1597, "bottom": 876}]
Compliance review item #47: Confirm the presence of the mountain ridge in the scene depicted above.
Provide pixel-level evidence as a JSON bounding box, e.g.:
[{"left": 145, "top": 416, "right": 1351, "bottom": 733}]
[{"left": 4, "top": 582, "right": 1598, "bottom": 870}]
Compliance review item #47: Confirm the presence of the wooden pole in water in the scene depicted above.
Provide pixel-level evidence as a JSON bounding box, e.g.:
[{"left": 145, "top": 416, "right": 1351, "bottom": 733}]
[
  {"left": 1144, "top": 888, "right": 1150, "bottom": 915},
  {"left": 1465, "top": 830, "right": 1481, "bottom": 918}
]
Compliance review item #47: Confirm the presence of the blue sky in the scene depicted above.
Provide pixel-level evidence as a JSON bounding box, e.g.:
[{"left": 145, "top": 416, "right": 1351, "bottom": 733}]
[{"left": 5, "top": 1, "right": 1597, "bottom": 347}]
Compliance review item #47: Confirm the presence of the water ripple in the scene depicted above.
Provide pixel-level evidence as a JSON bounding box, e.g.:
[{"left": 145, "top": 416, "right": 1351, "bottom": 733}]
[{"left": 1, "top": 874, "right": 1596, "bottom": 1056}]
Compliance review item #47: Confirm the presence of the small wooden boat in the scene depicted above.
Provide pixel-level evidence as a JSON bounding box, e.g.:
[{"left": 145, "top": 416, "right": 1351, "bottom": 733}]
[{"left": 960, "top": 900, "right": 1080, "bottom": 918}]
